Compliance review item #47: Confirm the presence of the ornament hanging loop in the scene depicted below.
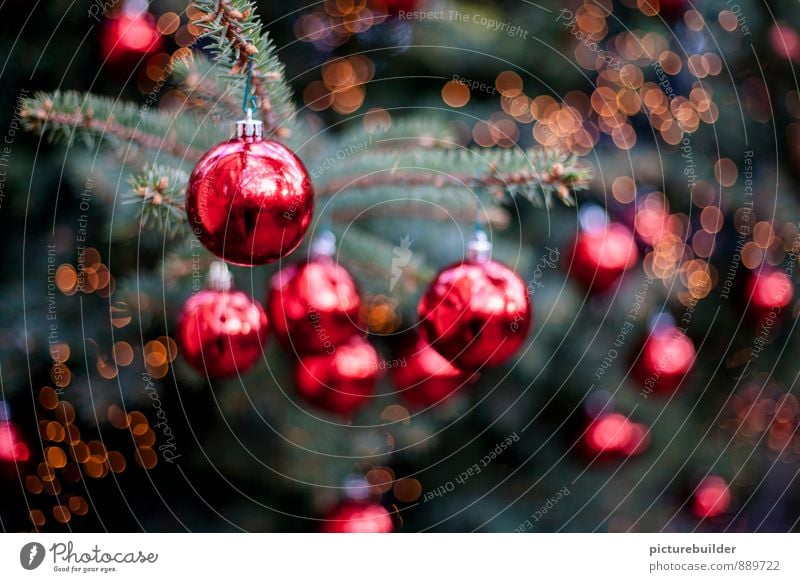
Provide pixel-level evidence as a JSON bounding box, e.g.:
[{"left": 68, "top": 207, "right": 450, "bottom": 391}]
[
  {"left": 207, "top": 261, "right": 233, "bottom": 292},
  {"left": 237, "top": 61, "right": 263, "bottom": 139},
  {"left": 467, "top": 230, "right": 492, "bottom": 263}
]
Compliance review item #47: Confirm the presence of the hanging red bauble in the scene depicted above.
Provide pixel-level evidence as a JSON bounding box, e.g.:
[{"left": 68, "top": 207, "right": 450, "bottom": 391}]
[
  {"left": 268, "top": 238, "right": 361, "bottom": 354},
  {"left": 392, "top": 337, "right": 475, "bottom": 408},
  {"left": 418, "top": 233, "right": 531, "bottom": 371},
  {"left": 321, "top": 503, "right": 393, "bottom": 533},
  {"left": 746, "top": 267, "right": 794, "bottom": 323},
  {"left": 632, "top": 325, "right": 695, "bottom": 393},
  {"left": 564, "top": 222, "right": 638, "bottom": 293},
  {"left": 186, "top": 115, "right": 314, "bottom": 266},
  {"left": 294, "top": 335, "right": 379, "bottom": 415},
  {"left": 691, "top": 476, "right": 731, "bottom": 519},
  {"left": 177, "top": 264, "right": 268, "bottom": 378},
  {"left": 0, "top": 421, "right": 29, "bottom": 462},
  {"left": 100, "top": 11, "right": 162, "bottom": 66},
  {"left": 583, "top": 413, "right": 649, "bottom": 457}
]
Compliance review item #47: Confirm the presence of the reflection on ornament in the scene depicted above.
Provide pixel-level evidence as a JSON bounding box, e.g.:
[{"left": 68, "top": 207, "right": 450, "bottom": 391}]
[{"left": 321, "top": 502, "right": 393, "bottom": 533}]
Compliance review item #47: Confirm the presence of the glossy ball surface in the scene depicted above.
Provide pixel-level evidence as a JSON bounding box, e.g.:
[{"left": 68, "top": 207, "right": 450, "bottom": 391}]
[
  {"left": 632, "top": 326, "right": 696, "bottom": 393},
  {"left": 564, "top": 223, "right": 638, "bottom": 293},
  {"left": 321, "top": 503, "right": 393, "bottom": 533},
  {"left": 268, "top": 258, "right": 361, "bottom": 354},
  {"left": 177, "top": 289, "right": 268, "bottom": 378},
  {"left": 418, "top": 259, "right": 531, "bottom": 370},
  {"left": 294, "top": 335, "right": 379, "bottom": 415},
  {"left": 186, "top": 137, "right": 314, "bottom": 266},
  {"left": 392, "top": 337, "right": 475, "bottom": 408}
]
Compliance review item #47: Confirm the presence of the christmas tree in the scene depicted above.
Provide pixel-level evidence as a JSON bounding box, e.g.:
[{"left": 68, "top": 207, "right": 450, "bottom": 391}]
[{"left": 1, "top": 0, "right": 798, "bottom": 533}]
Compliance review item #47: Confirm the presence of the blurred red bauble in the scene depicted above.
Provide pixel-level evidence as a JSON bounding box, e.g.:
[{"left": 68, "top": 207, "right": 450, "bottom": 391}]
[
  {"left": 564, "top": 223, "right": 638, "bottom": 293},
  {"left": 268, "top": 257, "right": 361, "bottom": 354},
  {"left": 294, "top": 335, "right": 379, "bottom": 415},
  {"left": 186, "top": 120, "right": 314, "bottom": 266},
  {"left": 692, "top": 476, "right": 731, "bottom": 519},
  {"left": 177, "top": 289, "right": 268, "bottom": 378},
  {"left": 583, "top": 413, "right": 649, "bottom": 457},
  {"left": 632, "top": 325, "right": 696, "bottom": 393},
  {"left": 321, "top": 503, "right": 393, "bottom": 533},
  {"left": 392, "top": 337, "right": 475, "bottom": 408},
  {"left": 746, "top": 267, "right": 794, "bottom": 323},
  {"left": 418, "top": 237, "right": 531, "bottom": 370},
  {"left": 0, "top": 421, "right": 29, "bottom": 462},
  {"left": 100, "top": 12, "right": 162, "bottom": 66}
]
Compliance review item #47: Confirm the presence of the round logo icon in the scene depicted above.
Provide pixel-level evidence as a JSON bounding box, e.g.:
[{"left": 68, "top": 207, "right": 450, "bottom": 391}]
[{"left": 20, "top": 542, "right": 46, "bottom": 570}]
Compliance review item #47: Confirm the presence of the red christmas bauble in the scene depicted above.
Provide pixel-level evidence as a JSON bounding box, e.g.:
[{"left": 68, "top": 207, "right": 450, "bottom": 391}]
[
  {"left": 418, "top": 258, "right": 531, "bottom": 370},
  {"left": 294, "top": 335, "right": 379, "bottom": 415},
  {"left": 177, "top": 289, "right": 268, "bottom": 378},
  {"left": 186, "top": 133, "right": 314, "bottom": 266},
  {"left": 564, "top": 223, "right": 638, "bottom": 293},
  {"left": 268, "top": 257, "right": 361, "bottom": 354},
  {"left": 583, "top": 413, "right": 649, "bottom": 457},
  {"left": 691, "top": 476, "right": 731, "bottom": 519},
  {"left": 746, "top": 267, "right": 794, "bottom": 323},
  {"left": 0, "top": 421, "right": 29, "bottom": 462},
  {"left": 100, "top": 12, "right": 162, "bottom": 65},
  {"left": 632, "top": 326, "right": 695, "bottom": 393},
  {"left": 321, "top": 503, "right": 393, "bottom": 533},
  {"left": 392, "top": 337, "right": 475, "bottom": 408}
]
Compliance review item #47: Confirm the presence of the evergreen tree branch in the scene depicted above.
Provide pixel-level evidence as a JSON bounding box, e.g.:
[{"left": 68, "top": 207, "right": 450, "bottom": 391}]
[
  {"left": 316, "top": 147, "right": 592, "bottom": 206},
  {"left": 192, "top": 0, "right": 295, "bottom": 138},
  {"left": 125, "top": 164, "right": 189, "bottom": 237},
  {"left": 170, "top": 54, "right": 242, "bottom": 119},
  {"left": 20, "top": 91, "right": 218, "bottom": 160}
]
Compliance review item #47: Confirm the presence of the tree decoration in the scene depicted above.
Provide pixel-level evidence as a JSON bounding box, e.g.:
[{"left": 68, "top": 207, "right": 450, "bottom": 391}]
[
  {"left": 691, "top": 476, "right": 732, "bottom": 519},
  {"left": 100, "top": 3, "right": 163, "bottom": 67},
  {"left": 392, "top": 336, "right": 476, "bottom": 408},
  {"left": 418, "top": 231, "right": 532, "bottom": 370},
  {"left": 564, "top": 206, "right": 638, "bottom": 293},
  {"left": 177, "top": 262, "right": 268, "bottom": 378},
  {"left": 632, "top": 317, "right": 696, "bottom": 394},
  {"left": 293, "top": 335, "right": 379, "bottom": 415},
  {"left": 185, "top": 108, "right": 314, "bottom": 266},
  {"left": 321, "top": 502, "right": 393, "bottom": 533},
  {"left": 583, "top": 412, "right": 649, "bottom": 457},
  {"left": 745, "top": 267, "right": 794, "bottom": 325},
  {"left": 268, "top": 233, "right": 361, "bottom": 354}
]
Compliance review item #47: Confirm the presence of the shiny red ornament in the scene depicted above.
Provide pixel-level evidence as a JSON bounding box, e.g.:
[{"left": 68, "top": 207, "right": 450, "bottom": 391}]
[
  {"left": 268, "top": 257, "right": 361, "bottom": 354},
  {"left": 583, "top": 413, "right": 649, "bottom": 457},
  {"left": 0, "top": 421, "right": 29, "bottom": 462},
  {"left": 418, "top": 256, "right": 531, "bottom": 371},
  {"left": 177, "top": 289, "right": 268, "bottom": 378},
  {"left": 186, "top": 123, "right": 314, "bottom": 266},
  {"left": 100, "top": 12, "right": 162, "bottom": 66},
  {"left": 691, "top": 476, "right": 731, "bottom": 519},
  {"left": 632, "top": 326, "right": 695, "bottom": 393},
  {"left": 294, "top": 335, "right": 379, "bottom": 415},
  {"left": 746, "top": 267, "right": 794, "bottom": 323},
  {"left": 564, "top": 223, "right": 638, "bottom": 293},
  {"left": 392, "top": 337, "right": 475, "bottom": 408},
  {"left": 321, "top": 503, "right": 393, "bottom": 533}
]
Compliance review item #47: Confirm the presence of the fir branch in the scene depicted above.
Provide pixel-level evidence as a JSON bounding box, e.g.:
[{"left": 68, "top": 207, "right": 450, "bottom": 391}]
[
  {"left": 125, "top": 164, "right": 189, "bottom": 237},
  {"left": 170, "top": 54, "right": 242, "bottom": 119},
  {"left": 316, "top": 147, "right": 592, "bottom": 206},
  {"left": 20, "top": 91, "right": 221, "bottom": 161},
  {"left": 192, "top": 0, "right": 295, "bottom": 138}
]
